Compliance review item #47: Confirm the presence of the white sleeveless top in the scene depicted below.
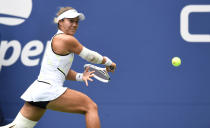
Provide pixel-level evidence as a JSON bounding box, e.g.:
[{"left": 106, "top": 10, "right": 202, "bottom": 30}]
[
  {"left": 38, "top": 30, "right": 74, "bottom": 86},
  {"left": 21, "top": 30, "right": 74, "bottom": 102}
]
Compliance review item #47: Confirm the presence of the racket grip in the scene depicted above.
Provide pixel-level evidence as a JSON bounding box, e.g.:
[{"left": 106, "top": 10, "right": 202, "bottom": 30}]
[{"left": 109, "top": 66, "right": 114, "bottom": 70}]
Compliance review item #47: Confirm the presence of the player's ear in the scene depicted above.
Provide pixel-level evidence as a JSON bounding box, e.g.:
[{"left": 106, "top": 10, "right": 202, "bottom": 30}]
[{"left": 58, "top": 19, "right": 64, "bottom": 27}]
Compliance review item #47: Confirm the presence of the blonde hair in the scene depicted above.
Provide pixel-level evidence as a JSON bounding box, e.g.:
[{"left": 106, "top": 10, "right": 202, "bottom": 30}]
[
  {"left": 54, "top": 7, "right": 75, "bottom": 24},
  {"left": 56, "top": 7, "right": 75, "bottom": 17}
]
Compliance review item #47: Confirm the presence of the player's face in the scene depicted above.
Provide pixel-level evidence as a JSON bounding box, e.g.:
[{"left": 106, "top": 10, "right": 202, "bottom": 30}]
[{"left": 61, "top": 17, "right": 79, "bottom": 35}]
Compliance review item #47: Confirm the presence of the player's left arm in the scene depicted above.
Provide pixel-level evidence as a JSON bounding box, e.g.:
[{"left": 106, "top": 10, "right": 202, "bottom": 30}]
[
  {"left": 66, "top": 69, "right": 77, "bottom": 81},
  {"left": 66, "top": 68, "right": 95, "bottom": 86}
]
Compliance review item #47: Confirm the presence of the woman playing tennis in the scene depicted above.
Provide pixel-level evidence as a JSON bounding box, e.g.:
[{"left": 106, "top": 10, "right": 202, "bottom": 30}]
[{"left": 1, "top": 6, "right": 116, "bottom": 128}]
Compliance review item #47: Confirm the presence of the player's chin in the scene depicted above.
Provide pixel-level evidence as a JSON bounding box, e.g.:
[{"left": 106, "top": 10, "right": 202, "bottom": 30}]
[
  {"left": 69, "top": 32, "right": 75, "bottom": 36},
  {"left": 68, "top": 30, "right": 77, "bottom": 35}
]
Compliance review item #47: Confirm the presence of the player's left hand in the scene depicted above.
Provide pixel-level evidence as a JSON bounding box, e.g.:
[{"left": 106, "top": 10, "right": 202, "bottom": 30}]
[{"left": 82, "top": 66, "right": 95, "bottom": 86}]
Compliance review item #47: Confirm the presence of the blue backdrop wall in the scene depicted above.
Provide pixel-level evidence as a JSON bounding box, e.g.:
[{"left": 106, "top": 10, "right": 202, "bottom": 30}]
[{"left": 1, "top": 0, "right": 210, "bottom": 128}]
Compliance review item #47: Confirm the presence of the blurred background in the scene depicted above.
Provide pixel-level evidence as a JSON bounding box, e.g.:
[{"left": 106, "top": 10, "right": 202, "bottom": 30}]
[{"left": 1, "top": 0, "right": 210, "bottom": 128}]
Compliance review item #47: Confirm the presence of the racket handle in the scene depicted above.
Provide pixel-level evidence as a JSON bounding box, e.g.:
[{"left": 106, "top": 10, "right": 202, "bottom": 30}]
[{"left": 109, "top": 66, "right": 114, "bottom": 70}]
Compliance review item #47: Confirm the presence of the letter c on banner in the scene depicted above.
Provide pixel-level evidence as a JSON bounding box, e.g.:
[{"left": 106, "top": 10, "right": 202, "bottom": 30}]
[{"left": 180, "top": 5, "right": 210, "bottom": 42}]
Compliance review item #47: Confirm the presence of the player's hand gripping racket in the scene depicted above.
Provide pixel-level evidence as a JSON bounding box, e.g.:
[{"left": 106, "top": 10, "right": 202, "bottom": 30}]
[{"left": 84, "top": 64, "right": 111, "bottom": 83}]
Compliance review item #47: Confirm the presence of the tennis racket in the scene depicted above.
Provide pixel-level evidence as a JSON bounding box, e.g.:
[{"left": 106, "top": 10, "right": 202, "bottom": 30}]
[{"left": 84, "top": 64, "right": 111, "bottom": 83}]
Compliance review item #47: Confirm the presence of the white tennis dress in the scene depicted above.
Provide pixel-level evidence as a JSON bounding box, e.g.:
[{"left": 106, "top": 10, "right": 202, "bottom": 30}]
[{"left": 21, "top": 30, "right": 74, "bottom": 102}]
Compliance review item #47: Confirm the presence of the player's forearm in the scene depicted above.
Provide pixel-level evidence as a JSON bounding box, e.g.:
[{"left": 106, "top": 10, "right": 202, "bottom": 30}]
[
  {"left": 78, "top": 47, "right": 112, "bottom": 66},
  {"left": 101, "top": 57, "right": 106, "bottom": 64},
  {"left": 66, "top": 69, "right": 77, "bottom": 81},
  {"left": 66, "top": 69, "right": 83, "bottom": 82}
]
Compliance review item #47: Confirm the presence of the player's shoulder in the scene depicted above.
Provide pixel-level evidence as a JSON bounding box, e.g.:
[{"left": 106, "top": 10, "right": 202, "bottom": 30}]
[{"left": 54, "top": 33, "right": 77, "bottom": 43}]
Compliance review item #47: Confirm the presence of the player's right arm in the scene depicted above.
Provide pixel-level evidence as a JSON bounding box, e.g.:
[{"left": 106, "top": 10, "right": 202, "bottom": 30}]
[{"left": 55, "top": 34, "right": 116, "bottom": 72}]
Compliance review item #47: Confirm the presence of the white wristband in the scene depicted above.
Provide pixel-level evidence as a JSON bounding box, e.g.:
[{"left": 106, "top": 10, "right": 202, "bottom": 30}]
[
  {"left": 104, "top": 56, "right": 112, "bottom": 66},
  {"left": 76, "top": 73, "right": 83, "bottom": 81}
]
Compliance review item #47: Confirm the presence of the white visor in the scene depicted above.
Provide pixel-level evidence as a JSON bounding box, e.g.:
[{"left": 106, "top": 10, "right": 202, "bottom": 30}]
[{"left": 56, "top": 9, "right": 85, "bottom": 23}]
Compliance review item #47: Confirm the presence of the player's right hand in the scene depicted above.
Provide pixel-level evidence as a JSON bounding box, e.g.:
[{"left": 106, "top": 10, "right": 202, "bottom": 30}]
[{"left": 106, "top": 62, "right": 116, "bottom": 72}]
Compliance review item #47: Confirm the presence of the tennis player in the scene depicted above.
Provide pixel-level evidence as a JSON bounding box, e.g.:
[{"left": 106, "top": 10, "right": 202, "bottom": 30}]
[{"left": 1, "top": 7, "right": 116, "bottom": 128}]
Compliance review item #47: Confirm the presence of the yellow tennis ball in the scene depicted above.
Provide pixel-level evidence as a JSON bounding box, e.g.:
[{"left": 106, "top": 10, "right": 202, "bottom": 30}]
[{"left": 172, "top": 57, "right": 181, "bottom": 67}]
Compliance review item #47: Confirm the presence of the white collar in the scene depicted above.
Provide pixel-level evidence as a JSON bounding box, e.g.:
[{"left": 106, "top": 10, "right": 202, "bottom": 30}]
[{"left": 57, "top": 29, "right": 64, "bottom": 34}]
